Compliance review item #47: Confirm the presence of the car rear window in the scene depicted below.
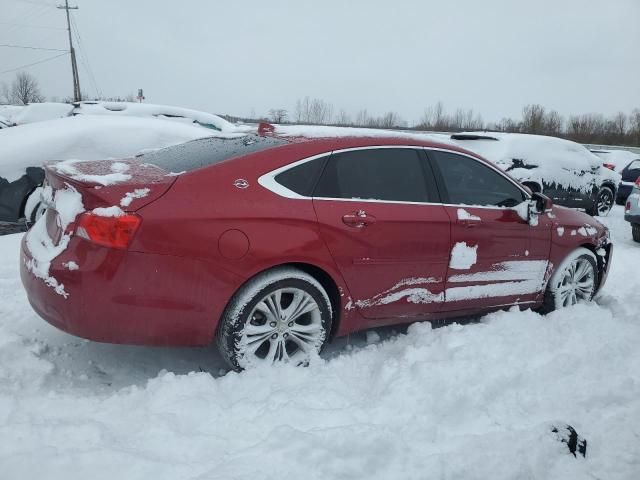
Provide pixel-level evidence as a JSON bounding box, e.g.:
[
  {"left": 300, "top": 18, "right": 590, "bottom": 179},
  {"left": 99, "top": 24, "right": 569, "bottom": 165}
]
[{"left": 138, "top": 135, "right": 287, "bottom": 172}]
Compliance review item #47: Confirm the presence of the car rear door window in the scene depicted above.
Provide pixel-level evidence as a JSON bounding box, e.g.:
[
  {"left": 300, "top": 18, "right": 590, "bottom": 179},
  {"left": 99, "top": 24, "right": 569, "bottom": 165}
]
[
  {"left": 274, "top": 157, "right": 327, "bottom": 197},
  {"left": 430, "top": 150, "right": 526, "bottom": 207},
  {"left": 313, "top": 148, "right": 432, "bottom": 203}
]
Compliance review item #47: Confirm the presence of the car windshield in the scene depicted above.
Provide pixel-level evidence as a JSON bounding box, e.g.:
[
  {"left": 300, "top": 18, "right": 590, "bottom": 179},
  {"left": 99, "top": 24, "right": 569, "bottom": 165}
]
[{"left": 138, "top": 135, "right": 288, "bottom": 173}]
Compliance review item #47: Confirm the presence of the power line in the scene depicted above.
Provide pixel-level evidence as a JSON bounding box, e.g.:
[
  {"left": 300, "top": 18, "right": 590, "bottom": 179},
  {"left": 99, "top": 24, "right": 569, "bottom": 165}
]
[
  {"left": 0, "top": 22, "right": 65, "bottom": 30},
  {"left": 0, "top": 51, "right": 68, "bottom": 75},
  {"left": 0, "top": 43, "right": 67, "bottom": 52}
]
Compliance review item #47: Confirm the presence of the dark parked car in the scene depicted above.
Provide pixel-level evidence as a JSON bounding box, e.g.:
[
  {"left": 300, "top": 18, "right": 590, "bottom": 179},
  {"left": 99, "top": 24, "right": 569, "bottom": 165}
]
[
  {"left": 449, "top": 133, "right": 621, "bottom": 216},
  {"left": 21, "top": 133, "right": 612, "bottom": 370},
  {"left": 617, "top": 159, "right": 640, "bottom": 205}
]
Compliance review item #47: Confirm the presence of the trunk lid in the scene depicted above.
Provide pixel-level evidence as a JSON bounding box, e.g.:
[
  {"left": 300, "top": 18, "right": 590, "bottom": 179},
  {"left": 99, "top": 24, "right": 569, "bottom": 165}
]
[
  {"left": 41, "top": 158, "right": 175, "bottom": 246},
  {"left": 44, "top": 158, "right": 175, "bottom": 211}
]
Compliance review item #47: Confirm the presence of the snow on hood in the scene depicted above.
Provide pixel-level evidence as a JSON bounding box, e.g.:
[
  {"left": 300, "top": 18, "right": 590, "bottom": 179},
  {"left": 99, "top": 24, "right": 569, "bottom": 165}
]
[
  {"left": 71, "top": 101, "right": 241, "bottom": 133},
  {"left": 449, "top": 132, "right": 622, "bottom": 192},
  {"left": 0, "top": 115, "right": 219, "bottom": 182},
  {"left": 11, "top": 102, "right": 74, "bottom": 125}
]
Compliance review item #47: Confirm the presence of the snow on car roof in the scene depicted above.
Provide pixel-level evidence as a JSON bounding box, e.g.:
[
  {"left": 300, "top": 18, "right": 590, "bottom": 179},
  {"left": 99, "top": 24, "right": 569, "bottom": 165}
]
[
  {"left": 72, "top": 101, "right": 241, "bottom": 133},
  {"left": 274, "top": 124, "right": 455, "bottom": 144},
  {"left": 448, "top": 131, "right": 621, "bottom": 191},
  {"left": 0, "top": 115, "right": 222, "bottom": 182},
  {"left": 11, "top": 102, "right": 74, "bottom": 125}
]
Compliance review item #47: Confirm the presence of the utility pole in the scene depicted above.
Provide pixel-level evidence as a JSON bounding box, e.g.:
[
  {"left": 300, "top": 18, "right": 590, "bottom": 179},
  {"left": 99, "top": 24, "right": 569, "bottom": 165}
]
[{"left": 57, "top": 0, "right": 81, "bottom": 102}]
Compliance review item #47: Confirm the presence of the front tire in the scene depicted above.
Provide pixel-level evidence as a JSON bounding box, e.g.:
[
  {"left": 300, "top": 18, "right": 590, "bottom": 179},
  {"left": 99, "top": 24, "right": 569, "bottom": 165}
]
[
  {"left": 587, "top": 186, "right": 614, "bottom": 217},
  {"left": 632, "top": 223, "right": 640, "bottom": 243},
  {"left": 540, "top": 248, "right": 598, "bottom": 313},
  {"left": 217, "top": 267, "right": 333, "bottom": 370}
]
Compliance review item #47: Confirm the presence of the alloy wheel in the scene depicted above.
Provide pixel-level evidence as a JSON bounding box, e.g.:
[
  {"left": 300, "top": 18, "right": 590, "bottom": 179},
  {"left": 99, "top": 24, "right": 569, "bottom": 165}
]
[
  {"left": 555, "top": 257, "right": 596, "bottom": 307},
  {"left": 239, "top": 287, "right": 324, "bottom": 365},
  {"left": 596, "top": 188, "right": 613, "bottom": 216}
]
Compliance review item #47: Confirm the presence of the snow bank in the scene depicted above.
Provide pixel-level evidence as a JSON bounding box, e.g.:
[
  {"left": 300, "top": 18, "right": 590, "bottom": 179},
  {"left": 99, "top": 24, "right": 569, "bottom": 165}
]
[
  {"left": 0, "top": 115, "right": 217, "bottom": 182},
  {"left": 1, "top": 206, "right": 639, "bottom": 479}
]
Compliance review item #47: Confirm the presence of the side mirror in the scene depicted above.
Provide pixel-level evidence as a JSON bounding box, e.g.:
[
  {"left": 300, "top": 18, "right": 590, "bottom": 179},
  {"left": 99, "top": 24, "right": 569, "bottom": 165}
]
[{"left": 531, "top": 192, "right": 553, "bottom": 214}]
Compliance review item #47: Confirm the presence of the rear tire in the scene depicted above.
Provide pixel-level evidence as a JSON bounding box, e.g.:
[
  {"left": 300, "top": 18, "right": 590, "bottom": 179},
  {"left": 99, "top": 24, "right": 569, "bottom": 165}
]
[
  {"left": 632, "top": 223, "right": 640, "bottom": 243},
  {"left": 587, "top": 186, "right": 614, "bottom": 216},
  {"left": 540, "top": 248, "right": 598, "bottom": 313},
  {"left": 216, "top": 267, "right": 333, "bottom": 371}
]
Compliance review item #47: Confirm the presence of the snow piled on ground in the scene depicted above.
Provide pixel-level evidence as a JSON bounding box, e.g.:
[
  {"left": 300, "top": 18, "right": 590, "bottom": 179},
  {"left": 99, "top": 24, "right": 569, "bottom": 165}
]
[
  {"left": 0, "top": 115, "right": 217, "bottom": 182},
  {"left": 0, "top": 207, "right": 639, "bottom": 479}
]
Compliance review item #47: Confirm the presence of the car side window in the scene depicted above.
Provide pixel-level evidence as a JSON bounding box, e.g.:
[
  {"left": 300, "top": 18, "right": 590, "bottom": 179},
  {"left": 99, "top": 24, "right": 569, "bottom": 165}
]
[
  {"left": 275, "top": 157, "right": 327, "bottom": 196},
  {"left": 430, "top": 150, "right": 526, "bottom": 207},
  {"left": 313, "top": 148, "right": 431, "bottom": 203}
]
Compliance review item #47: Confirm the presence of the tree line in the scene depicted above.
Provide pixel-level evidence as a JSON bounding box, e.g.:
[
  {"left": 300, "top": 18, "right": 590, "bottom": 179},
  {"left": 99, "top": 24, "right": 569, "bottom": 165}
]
[
  {"left": 262, "top": 98, "right": 640, "bottom": 147},
  {"left": 2, "top": 72, "right": 639, "bottom": 147}
]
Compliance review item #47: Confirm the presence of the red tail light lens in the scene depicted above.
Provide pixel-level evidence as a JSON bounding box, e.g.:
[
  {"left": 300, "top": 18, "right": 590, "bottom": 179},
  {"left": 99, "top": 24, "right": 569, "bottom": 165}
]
[
  {"left": 603, "top": 163, "right": 616, "bottom": 171},
  {"left": 75, "top": 212, "right": 141, "bottom": 249},
  {"left": 635, "top": 178, "right": 640, "bottom": 187}
]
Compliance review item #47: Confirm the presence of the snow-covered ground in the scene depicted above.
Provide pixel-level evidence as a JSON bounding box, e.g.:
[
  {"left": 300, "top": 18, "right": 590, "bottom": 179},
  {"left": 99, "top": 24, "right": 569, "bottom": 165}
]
[{"left": 0, "top": 207, "right": 638, "bottom": 479}]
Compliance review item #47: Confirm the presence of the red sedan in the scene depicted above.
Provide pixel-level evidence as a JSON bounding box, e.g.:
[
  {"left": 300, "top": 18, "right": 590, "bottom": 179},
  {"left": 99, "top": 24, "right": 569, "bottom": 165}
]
[{"left": 20, "top": 133, "right": 613, "bottom": 369}]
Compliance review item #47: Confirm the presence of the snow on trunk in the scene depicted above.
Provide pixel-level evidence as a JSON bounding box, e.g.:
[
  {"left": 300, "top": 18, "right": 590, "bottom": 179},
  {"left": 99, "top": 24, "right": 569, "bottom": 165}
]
[{"left": 24, "top": 185, "right": 85, "bottom": 297}]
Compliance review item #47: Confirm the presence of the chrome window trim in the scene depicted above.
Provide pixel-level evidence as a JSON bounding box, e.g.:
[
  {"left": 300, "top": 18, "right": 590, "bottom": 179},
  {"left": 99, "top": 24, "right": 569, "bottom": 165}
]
[{"left": 257, "top": 145, "right": 531, "bottom": 207}]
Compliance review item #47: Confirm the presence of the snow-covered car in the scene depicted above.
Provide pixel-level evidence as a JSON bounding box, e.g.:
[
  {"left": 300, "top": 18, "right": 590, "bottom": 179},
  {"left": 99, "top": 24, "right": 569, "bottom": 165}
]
[
  {"left": 0, "top": 115, "right": 12, "bottom": 129},
  {"left": 624, "top": 181, "right": 640, "bottom": 242},
  {"left": 0, "top": 115, "right": 216, "bottom": 224},
  {"left": 449, "top": 133, "right": 621, "bottom": 216},
  {"left": 71, "top": 101, "right": 237, "bottom": 131}
]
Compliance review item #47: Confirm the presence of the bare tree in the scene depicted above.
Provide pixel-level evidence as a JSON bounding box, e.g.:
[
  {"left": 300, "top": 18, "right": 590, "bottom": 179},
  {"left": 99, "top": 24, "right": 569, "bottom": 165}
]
[
  {"left": 10, "top": 72, "right": 44, "bottom": 105},
  {"left": 521, "top": 104, "right": 547, "bottom": 134},
  {"left": 335, "top": 109, "right": 352, "bottom": 126},
  {"left": 268, "top": 108, "right": 288, "bottom": 123},
  {"left": 0, "top": 82, "right": 9, "bottom": 104}
]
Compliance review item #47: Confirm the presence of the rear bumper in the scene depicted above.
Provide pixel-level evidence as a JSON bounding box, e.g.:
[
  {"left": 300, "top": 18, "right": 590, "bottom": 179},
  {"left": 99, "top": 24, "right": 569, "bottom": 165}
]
[
  {"left": 624, "top": 213, "right": 640, "bottom": 224},
  {"left": 616, "top": 184, "right": 633, "bottom": 202},
  {"left": 20, "top": 235, "right": 242, "bottom": 346}
]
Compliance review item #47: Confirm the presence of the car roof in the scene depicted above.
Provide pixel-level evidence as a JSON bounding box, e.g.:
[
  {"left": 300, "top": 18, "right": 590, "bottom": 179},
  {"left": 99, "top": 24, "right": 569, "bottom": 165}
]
[{"left": 271, "top": 134, "right": 484, "bottom": 159}]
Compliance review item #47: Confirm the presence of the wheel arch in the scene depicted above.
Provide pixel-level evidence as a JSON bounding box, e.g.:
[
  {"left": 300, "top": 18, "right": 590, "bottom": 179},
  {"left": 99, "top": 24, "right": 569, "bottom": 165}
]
[
  {"left": 600, "top": 181, "right": 617, "bottom": 195},
  {"left": 579, "top": 242, "right": 609, "bottom": 290},
  {"left": 215, "top": 261, "right": 344, "bottom": 343}
]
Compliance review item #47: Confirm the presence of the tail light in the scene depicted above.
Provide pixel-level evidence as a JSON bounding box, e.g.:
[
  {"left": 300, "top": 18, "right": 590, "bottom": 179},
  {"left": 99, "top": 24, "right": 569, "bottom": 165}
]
[
  {"left": 626, "top": 200, "right": 631, "bottom": 212},
  {"left": 635, "top": 178, "right": 640, "bottom": 187},
  {"left": 75, "top": 212, "right": 141, "bottom": 249},
  {"left": 603, "top": 163, "right": 616, "bottom": 171}
]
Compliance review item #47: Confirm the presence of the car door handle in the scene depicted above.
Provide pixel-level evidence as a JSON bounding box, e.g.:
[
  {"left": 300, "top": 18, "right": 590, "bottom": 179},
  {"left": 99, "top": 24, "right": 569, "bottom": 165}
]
[
  {"left": 342, "top": 210, "right": 376, "bottom": 228},
  {"left": 459, "top": 220, "right": 478, "bottom": 228}
]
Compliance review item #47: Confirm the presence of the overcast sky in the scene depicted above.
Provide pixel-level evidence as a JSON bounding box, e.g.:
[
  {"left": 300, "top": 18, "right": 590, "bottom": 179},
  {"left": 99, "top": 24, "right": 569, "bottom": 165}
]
[{"left": 1, "top": 0, "right": 639, "bottom": 125}]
